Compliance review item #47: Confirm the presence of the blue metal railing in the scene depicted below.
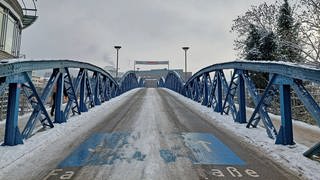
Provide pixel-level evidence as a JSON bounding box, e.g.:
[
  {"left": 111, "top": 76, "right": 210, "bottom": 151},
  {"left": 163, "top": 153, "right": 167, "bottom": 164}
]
[
  {"left": 159, "top": 60, "right": 320, "bottom": 157},
  {"left": 0, "top": 59, "right": 143, "bottom": 146}
]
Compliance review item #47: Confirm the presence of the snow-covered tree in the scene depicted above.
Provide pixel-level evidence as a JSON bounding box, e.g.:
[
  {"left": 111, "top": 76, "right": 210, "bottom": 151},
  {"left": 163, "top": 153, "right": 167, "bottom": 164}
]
[
  {"left": 260, "top": 31, "right": 278, "bottom": 60},
  {"left": 244, "top": 24, "right": 261, "bottom": 60},
  {"left": 232, "top": 2, "right": 279, "bottom": 89},
  {"left": 231, "top": 2, "right": 279, "bottom": 58},
  {"left": 277, "top": 0, "right": 302, "bottom": 62}
]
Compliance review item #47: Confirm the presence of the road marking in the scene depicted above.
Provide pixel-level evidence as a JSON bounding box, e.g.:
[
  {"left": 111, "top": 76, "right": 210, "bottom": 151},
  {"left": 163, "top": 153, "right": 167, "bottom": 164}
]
[
  {"left": 58, "top": 132, "right": 139, "bottom": 168},
  {"left": 43, "top": 169, "right": 75, "bottom": 180},
  {"left": 197, "top": 140, "right": 212, "bottom": 152},
  {"left": 210, "top": 167, "right": 260, "bottom": 178},
  {"left": 182, "top": 133, "right": 245, "bottom": 165}
]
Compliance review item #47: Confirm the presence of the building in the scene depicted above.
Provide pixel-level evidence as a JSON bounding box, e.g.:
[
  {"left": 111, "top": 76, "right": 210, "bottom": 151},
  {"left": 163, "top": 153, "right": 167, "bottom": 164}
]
[
  {"left": 0, "top": 0, "right": 38, "bottom": 120},
  {"left": 0, "top": 0, "right": 37, "bottom": 59},
  {"left": 135, "top": 69, "right": 192, "bottom": 88}
]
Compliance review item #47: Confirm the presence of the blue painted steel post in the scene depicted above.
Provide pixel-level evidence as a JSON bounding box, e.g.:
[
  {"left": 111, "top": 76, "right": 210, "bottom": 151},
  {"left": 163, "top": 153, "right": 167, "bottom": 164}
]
[
  {"left": 236, "top": 73, "right": 246, "bottom": 123},
  {"left": 79, "top": 71, "right": 88, "bottom": 112},
  {"left": 215, "top": 72, "right": 223, "bottom": 113},
  {"left": 94, "top": 72, "right": 101, "bottom": 106},
  {"left": 276, "top": 84, "right": 294, "bottom": 145},
  {"left": 4, "top": 83, "right": 23, "bottom": 145},
  {"left": 54, "top": 72, "right": 65, "bottom": 123},
  {"left": 201, "top": 74, "right": 209, "bottom": 106}
]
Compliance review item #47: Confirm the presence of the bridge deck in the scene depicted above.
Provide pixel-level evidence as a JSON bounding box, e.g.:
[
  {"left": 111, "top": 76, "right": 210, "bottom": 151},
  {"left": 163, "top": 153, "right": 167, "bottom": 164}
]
[{"left": 35, "top": 88, "right": 297, "bottom": 180}]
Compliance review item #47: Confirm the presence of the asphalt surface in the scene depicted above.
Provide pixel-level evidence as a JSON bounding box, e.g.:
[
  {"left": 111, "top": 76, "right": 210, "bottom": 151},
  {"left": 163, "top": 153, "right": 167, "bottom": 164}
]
[{"left": 42, "top": 88, "right": 299, "bottom": 180}]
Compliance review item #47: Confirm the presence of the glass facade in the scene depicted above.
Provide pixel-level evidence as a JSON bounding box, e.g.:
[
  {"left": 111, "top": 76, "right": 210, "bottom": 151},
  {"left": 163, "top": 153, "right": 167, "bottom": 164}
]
[
  {"left": 0, "top": 5, "right": 21, "bottom": 57},
  {"left": 0, "top": 7, "right": 4, "bottom": 50},
  {"left": 5, "top": 16, "right": 14, "bottom": 53}
]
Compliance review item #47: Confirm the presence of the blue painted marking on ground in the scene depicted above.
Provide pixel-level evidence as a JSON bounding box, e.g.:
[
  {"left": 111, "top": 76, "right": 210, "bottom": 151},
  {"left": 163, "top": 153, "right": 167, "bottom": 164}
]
[
  {"left": 182, "top": 133, "right": 245, "bottom": 165},
  {"left": 132, "top": 151, "right": 146, "bottom": 161},
  {"left": 58, "top": 132, "right": 137, "bottom": 168},
  {"left": 159, "top": 149, "right": 176, "bottom": 163}
]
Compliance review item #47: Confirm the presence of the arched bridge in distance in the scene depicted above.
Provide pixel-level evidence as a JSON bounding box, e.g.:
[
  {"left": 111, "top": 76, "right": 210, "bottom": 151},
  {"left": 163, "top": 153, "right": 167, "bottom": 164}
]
[{"left": 0, "top": 59, "right": 319, "bottom": 179}]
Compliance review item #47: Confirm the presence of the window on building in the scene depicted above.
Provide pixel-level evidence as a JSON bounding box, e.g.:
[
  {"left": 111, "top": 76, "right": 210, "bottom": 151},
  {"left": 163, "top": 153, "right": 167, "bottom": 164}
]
[
  {"left": 5, "top": 15, "right": 14, "bottom": 54},
  {"left": 0, "top": 7, "right": 4, "bottom": 50},
  {"left": 0, "top": 5, "right": 22, "bottom": 57},
  {"left": 12, "top": 23, "right": 20, "bottom": 56}
]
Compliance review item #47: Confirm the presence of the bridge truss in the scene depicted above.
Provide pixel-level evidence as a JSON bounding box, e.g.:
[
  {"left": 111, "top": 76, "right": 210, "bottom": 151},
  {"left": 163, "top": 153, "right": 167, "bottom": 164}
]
[
  {"left": 0, "top": 59, "right": 144, "bottom": 146},
  {"left": 158, "top": 60, "right": 320, "bottom": 157}
]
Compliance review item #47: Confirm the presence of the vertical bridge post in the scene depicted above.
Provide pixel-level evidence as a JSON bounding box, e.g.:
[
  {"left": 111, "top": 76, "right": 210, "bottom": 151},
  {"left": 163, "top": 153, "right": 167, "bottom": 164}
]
[
  {"left": 237, "top": 71, "right": 246, "bottom": 124},
  {"left": 94, "top": 72, "right": 101, "bottom": 106},
  {"left": 274, "top": 75, "right": 294, "bottom": 145},
  {"left": 201, "top": 73, "right": 209, "bottom": 106},
  {"left": 215, "top": 71, "right": 223, "bottom": 113},
  {"left": 80, "top": 70, "right": 88, "bottom": 112},
  {"left": 4, "top": 83, "right": 23, "bottom": 145},
  {"left": 54, "top": 69, "right": 65, "bottom": 123}
]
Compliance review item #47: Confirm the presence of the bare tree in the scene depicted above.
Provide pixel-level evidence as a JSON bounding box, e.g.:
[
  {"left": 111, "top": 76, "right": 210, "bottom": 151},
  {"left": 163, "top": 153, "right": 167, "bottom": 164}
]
[
  {"left": 231, "top": 2, "right": 279, "bottom": 58},
  {"left": 298, "top": 0, "right": 320, "bottom": 65}
]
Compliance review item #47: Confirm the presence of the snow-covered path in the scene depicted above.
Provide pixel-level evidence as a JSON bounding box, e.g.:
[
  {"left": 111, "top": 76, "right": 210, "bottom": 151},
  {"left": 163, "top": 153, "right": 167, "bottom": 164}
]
[{"left": 0, "top": 88, "right": 318, "bottom": 180}]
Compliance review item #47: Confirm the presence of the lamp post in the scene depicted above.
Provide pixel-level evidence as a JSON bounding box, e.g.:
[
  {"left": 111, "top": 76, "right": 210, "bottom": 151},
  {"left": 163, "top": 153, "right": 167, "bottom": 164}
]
[
  {"left": 114, "top": 46, "right": 121, "bottom": 78},
  {"left": 182, "top": 47, "right": 189, "bottom": 81}
]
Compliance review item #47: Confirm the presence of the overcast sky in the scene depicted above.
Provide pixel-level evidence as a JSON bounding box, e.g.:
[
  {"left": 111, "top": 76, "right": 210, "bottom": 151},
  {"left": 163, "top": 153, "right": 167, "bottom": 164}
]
[{"left": 21, "top": 0, "right": 274, "bottom": 73}]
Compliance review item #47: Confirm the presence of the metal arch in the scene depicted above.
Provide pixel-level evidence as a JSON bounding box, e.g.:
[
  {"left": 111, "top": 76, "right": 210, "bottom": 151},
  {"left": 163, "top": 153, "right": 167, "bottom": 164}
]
[
  {"left": 137, "top": 77, "right": 145, "bottom": 87},
  {"left": 161, "top": 71, "right": 185, "bottom": 94},
  {"left": 159, "top": 60, "right": 320, "bottom": 150},
  {"left": 118, "top": 71, "right": 141, "bottom": 94},
  {"left": 0, "top": 59, "right": 119, "bottom": 86},
  {"left": 0, "top": 59, "right": 142, "bottom": 146},
  {"left": 157, "top": 77, "right": 165, "bottom": 87},
  {"left": 186, "top": 60, "right": 320, "bottom": 85}
]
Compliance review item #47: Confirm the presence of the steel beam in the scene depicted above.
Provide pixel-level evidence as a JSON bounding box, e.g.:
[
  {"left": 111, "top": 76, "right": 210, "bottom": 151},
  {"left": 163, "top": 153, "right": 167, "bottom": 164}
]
[
  {"left": 93, "top": 72, "right": 101, "bottom": 106},
  {"left": 4, "top": 83, "right": 23, "bottom": 145},
  {"left": 236, "top": 73, "right": 246, "bottom": 123},
  {"left": 201, "top": 74, "right": 209, "bottom": 106},
  {"left": 292, "top": 81, "right": 320, "bottom": 126},
  {"left": 245, "top": 74, "right": 277, "bottom": 139},
  {"left": 79, "top": 70, "right": 88, "bottom": 112},
  {"left": 275, "top": 84, "right": 294, "bottom": 145},
  {"left": 63, "top": 68, "right": 82, "bottom": 120},
  {"left": 54, "top": 72, "right": 65, "bottom": 123},
  {"left": 21, "top": 70, "right": 58, "bottom": 139},
  {"left": 215, "top": 71, "right": 223, "bottom": 113}
]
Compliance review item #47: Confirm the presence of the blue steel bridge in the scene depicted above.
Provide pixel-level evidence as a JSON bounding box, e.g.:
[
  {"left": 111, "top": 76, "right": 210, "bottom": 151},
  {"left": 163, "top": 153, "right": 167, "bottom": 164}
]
[{"left": 0, "top": 59, "right": 319, "bottom": 179}]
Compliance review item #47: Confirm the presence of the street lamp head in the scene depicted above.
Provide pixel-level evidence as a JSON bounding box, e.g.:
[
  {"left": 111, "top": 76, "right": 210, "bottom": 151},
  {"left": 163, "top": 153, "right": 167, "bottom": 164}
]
[
  {"left": 114, "top": 46, "right": 122, "bottom": 50},
  {"left": 182, "top": 47, "right": 189, "bottom": 51}
]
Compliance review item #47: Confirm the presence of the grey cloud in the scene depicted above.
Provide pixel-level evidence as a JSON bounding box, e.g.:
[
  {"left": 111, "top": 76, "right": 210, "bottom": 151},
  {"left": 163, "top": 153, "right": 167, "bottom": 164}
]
[{"left": 21, "top": 0, "right": 276, "bottom": 72}]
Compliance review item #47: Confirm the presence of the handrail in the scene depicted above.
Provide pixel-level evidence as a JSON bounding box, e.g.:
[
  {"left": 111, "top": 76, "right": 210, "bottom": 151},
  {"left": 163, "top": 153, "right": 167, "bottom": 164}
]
[
  {"left": 0, "top": 59, "right": 142, "bottom": 146},
  {"left": 159, "top": 60, "right": 320, "bottom": 157},
  {"left": 186, "top": 60, "right": 320, "bottom": 86},
  {"left": 166, "top": 71, "right": 185, "bottom": 85},
  {"left": 0, "top": 59, "right": 118, "bottom": 86}
]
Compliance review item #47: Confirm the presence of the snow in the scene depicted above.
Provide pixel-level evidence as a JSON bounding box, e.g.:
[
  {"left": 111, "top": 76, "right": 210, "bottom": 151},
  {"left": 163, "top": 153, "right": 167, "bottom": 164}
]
[
  {"left": 105, "top": 89, "right": 196, "bottom": 180},
  {"left": 236, "top": 59, "right": 320, "bottom": 70},
  {"left": 0, "top": 89, "right": 140, "bottom": 180},
  {"left": 164, "top": 88, "right": 320, "bottom": 180},
  {"left": 1, "top": 87, "right": 319, "bottom": 179}
]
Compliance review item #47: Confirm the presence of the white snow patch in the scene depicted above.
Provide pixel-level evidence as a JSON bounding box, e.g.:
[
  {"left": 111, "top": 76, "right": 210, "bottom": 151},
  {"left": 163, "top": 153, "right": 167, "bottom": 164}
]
[
  {"left": 236, "top": 59, "right": 320, "bottom": 70},
  {"left": 164, "top": 88, "right": 320, "bottom": 180}
]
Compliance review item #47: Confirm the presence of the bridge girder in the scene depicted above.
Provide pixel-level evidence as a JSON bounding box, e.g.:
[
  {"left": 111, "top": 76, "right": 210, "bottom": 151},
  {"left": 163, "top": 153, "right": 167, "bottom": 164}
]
[
  {"left": 158, "top": 60, "right": 320, "bottom": 157},
  {"left": 0, "top": 59, "right": 144, "bottom": 146}
]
